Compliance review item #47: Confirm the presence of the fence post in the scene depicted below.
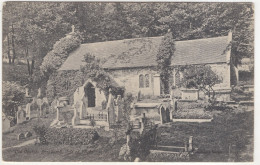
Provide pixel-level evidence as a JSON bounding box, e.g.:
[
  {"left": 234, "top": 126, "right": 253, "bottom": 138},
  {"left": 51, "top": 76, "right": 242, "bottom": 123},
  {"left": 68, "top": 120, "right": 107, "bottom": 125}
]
[
  {"left": 184, "top": 142, "right": 188, "bottom": 152},
  {"left": 188, "top": 136, "right": 193, "bottom": 151}
]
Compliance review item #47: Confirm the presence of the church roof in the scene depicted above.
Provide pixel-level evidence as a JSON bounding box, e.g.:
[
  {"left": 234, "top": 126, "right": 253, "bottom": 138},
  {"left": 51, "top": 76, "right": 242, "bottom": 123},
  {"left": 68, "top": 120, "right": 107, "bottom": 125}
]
[{"left": 59, "top": 35, "right": 230, "bottom": 71}]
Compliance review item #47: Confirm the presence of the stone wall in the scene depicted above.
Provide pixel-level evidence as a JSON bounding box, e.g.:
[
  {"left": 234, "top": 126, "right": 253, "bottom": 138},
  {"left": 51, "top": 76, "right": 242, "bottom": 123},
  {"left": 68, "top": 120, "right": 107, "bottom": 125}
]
[{"left": 108, "top": 67, "right": 159, "bottom": 96}]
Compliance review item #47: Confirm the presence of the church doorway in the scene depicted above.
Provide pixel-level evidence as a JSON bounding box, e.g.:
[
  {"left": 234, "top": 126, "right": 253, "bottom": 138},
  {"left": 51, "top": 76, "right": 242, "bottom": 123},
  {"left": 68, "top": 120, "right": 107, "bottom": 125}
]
[{"left": 85, "top": 83, "right": 96, "bottom": 107}]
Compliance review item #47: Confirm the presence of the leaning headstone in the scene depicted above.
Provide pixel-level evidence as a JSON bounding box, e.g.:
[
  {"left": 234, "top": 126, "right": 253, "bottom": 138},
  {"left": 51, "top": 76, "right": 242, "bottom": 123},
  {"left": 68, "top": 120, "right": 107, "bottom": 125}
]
[
  {"left": 25, "top": 131, "right": 32, "bottom": 138},
  {"left": 17, "top": 133, "right": 25, "bottom": 140},
  {"left": 17, "top": 107, "right": 26, "bottom": 124}
]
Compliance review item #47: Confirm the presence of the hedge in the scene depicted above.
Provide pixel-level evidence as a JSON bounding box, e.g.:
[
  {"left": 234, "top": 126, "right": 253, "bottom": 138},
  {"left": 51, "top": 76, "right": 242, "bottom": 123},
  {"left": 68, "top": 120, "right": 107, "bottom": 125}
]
[{"left": 44, "top": 128, "right": 99, "bottom": 145}]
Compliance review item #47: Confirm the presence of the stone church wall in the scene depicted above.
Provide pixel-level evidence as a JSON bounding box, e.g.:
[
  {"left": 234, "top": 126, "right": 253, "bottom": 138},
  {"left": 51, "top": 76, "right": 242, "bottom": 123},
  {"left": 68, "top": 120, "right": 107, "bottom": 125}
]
[{"left": 108, "top": 67, "right": 159, "bottom": 96}]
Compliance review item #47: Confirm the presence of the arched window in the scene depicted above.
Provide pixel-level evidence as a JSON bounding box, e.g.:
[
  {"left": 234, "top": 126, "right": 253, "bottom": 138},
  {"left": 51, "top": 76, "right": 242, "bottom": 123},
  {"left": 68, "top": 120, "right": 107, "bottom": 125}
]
[
  {"left": 145, "top": 74, "right": 150, "bottom": 87},
  {"left": 139, "top": 74, "right": 144, "bottom": 88}
]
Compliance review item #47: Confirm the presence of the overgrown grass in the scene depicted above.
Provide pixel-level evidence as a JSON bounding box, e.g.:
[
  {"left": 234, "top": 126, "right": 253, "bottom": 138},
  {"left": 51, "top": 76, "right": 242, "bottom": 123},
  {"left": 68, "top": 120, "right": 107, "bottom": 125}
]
[
  {"left": 157, "top": 111, "right": 254, "bottom": 162},
  {"left": 2, "top": 111, "right": 253, "bottom": 162}
]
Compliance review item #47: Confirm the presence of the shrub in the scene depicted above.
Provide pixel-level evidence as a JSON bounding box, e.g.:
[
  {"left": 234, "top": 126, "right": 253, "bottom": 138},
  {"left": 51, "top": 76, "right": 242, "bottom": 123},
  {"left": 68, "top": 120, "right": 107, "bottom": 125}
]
[
  {"left": 204, "top": 101, "right": 233, "bottom": 112},
  {"left": 90, "top": 119, "right": 96, "bottom": 127},
  {"left": 45, "top": 128, "right": 99, "bottom": 145},
  {"left": 33, "top": 125, "right": 48, "bottom": 144},
  {"left": 40, "top": 32, "right": 82, "bottom": 75},
  {"left": 129, "top": 127, "right": 157, "bottom": 160},
  {"left": 2, "top": 81, "right": 25, "bottom": 117}
]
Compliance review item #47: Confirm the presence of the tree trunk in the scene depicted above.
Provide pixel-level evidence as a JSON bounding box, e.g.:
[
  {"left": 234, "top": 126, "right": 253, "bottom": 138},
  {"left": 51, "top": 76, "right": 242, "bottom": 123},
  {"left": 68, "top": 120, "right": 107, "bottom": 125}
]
[
  {"left": 27, "top": 59, "right": 31, "bottom": 75},
  {"left": 7, "top": 34, "right": 12, "bottom": 64},
  {"left": 30, "top": 59, "right": 35, "bottom": 75},
  {"left": 11, "top": 24, "right": 16, "bottom": 64}
]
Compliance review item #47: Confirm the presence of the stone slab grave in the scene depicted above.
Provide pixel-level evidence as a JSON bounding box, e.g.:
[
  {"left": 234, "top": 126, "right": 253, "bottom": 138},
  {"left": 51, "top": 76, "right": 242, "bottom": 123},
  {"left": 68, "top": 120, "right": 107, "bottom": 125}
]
[
  {"left": 17, "top": 106, "right": 26, "bottom": 124},
  {"left": 25, "top": 131, "right": 32, "bottom": 138},
  {"left": 17, "top": 133, "right": 25, "bottom": 140}
]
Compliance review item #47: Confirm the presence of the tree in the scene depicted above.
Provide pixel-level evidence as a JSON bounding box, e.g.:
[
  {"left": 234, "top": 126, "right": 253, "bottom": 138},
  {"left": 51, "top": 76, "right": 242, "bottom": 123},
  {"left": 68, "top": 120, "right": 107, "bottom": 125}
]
[
  {"left": 180, "top": 65, "right": 221, "bottom": 101},
  {"left": 2, "top": 81, "right": 25, "bottom": 117}
]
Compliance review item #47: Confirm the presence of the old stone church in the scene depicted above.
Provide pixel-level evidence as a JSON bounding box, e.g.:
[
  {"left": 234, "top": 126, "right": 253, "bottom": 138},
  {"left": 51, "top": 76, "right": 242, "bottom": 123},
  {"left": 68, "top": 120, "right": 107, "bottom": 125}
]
[{"left": 59, "top": 31, "right": 237, "bottom": 105}]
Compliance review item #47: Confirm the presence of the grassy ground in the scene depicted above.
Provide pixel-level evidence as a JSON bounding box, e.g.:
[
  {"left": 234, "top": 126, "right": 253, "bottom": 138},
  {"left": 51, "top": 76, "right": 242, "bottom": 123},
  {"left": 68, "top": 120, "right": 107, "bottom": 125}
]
[
  {"left": 2, "top": 112, "right": 56, "bottom": 148},
  {"left": 2, "top": 109, "right": 253, "bottom": 162},
  {"left": 156, "top": 110, "right": 254, "bottom": 162}
]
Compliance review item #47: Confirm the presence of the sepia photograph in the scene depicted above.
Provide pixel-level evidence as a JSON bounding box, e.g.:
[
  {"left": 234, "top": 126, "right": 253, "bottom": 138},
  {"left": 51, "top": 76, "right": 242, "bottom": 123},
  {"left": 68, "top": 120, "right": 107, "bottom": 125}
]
[{"left": 1, "top": 1, "right": 255, "bottom": 163}]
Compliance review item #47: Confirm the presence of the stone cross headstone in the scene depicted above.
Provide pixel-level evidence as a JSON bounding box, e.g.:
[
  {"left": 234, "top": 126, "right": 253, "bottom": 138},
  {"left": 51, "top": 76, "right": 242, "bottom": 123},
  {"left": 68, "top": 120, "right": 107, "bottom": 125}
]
[{"left": 17, "top": 106, "right": 26, "bottom": 124}]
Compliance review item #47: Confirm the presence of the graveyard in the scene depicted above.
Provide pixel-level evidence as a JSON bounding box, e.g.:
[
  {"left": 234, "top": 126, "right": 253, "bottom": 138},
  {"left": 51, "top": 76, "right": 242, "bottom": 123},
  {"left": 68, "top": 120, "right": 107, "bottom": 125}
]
[
  {"left": 2, "top": 2, "right": 254, "bottom": 162},
  {"left": 2, "top": 81, "right": 254, "bottom": 161}
]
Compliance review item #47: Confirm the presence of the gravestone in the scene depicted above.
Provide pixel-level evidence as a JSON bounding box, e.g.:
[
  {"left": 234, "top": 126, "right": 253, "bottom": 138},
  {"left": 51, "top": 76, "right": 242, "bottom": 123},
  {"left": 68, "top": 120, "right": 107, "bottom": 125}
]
[
  {"left": 25, "top": 102, "right": 31, "bottom": 120},
  {"left": 115, "top": 95, "right": 123, "bottom": 122},
  {"left": 106, "top": 89, "right": 116, "bottom": 124},
  {"left": 17, "top": 106, "right": 26, "bottom": 124},
  {"left": 25, "top": 131, "right": 32, "bottom": 138},
  {"left": 72, "top": 105, "right": 80, "bottom": 126},
  {"left": 50, "top": 99, "right": 58, "bottom": 113},
  {"left": 17, "top": 133, "right": 25, "bottom": 140}
]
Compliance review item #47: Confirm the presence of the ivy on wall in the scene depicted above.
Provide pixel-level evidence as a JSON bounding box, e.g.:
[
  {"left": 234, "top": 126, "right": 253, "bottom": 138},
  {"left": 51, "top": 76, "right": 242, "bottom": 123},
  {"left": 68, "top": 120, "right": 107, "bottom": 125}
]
[
  {"left": 46, "top": 53, "right": 125, "bottom": 104},
  {"left": 156, "top": 31, "right": 175, "bottom": 94}
]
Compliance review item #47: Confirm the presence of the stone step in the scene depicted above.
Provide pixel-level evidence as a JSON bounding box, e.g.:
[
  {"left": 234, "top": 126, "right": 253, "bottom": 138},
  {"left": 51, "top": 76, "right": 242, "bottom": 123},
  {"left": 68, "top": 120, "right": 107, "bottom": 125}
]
[
  {"left": 150, "top": 150, "right": 180, "bottom": 154},
  {"left": 151, "top": 145, "right": 185, "bottom": 152}
]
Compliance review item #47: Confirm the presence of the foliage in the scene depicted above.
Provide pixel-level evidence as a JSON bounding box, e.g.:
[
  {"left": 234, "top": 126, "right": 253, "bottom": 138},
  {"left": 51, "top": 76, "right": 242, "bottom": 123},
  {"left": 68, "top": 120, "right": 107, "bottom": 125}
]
[
  {"left": 2, "top": 63, "right": 30, "bottom": 86},
  {"left": 45, "top": 128, "right": 99, "bottom": 145},
  {"left": 173, "top": 109, "right": 212, "bottom": 119},
  {"left": 33, "top": 125, "right": 48, "bottom": 144},
  {"left": 46, "top": 53, "right": 125, "bottom": 103},
  {"left": 2, "top": 81, "right": 25, "bottom": 117},
  {"left": 129, "top": 127, "right": 157, "bottom": 160},
  {"left": 156, "top": 31, "right": 175, "bottom": 94},
  {"left": 40, "top": 32, "right": 82, "bottom": 76},
  {"left": 90, "top": 119, "right": 96, "bottom": 127},
  {"left": 180, "top": 65, "right": 221, "bottom": 101},
  {"left": 122, "top": 93, "right": 135, "bottom": 121}
]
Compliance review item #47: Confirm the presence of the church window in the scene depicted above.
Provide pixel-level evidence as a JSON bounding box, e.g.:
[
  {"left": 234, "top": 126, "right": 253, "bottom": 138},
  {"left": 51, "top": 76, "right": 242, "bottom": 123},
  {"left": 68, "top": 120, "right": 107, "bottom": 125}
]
[
  {"left": 145, "top": 74, "right": 150, "bottom": 87},
  {"left": 139, "top": 74, "right": 144, "bottom": 88}
]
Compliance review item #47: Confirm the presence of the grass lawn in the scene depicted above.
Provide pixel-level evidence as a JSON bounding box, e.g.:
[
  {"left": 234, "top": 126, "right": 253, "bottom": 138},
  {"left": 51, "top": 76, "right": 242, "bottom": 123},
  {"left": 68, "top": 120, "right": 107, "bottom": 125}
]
[{"left": 2, "top": 110, "right": 253, "bottom": 162}]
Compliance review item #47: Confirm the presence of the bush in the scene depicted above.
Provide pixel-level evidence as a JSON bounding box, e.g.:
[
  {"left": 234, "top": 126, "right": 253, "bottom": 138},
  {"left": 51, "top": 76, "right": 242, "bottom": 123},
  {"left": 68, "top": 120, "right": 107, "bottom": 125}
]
[
  {"left": 33, "top": 125, "right": 48, "bottom": 144},
  {"left": 2, "top": 81, "right": 25, "bottom": 117},
  {"left": 45, "top": 128, "right": 99, "bottom": 145},
  {"left": 90, "top": 119, "right": 96, "bottom": 127},
  {"left": 40, "top": 32, "right": 82, "bottom": 75},
  {"left": 129, "top": 128, "right": 157, "bottom": 160}
]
